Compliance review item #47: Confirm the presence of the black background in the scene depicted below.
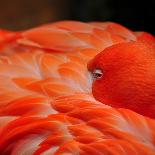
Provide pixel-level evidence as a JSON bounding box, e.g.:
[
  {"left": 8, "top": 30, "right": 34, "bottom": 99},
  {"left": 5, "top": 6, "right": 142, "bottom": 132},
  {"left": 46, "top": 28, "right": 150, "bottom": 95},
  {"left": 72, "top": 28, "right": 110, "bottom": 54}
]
[
  {"left": 70, "top": 0, "right": 155, "bottom": 34},
  {"left": 0, "top": 0, "right": 154, "bottom": 35}
]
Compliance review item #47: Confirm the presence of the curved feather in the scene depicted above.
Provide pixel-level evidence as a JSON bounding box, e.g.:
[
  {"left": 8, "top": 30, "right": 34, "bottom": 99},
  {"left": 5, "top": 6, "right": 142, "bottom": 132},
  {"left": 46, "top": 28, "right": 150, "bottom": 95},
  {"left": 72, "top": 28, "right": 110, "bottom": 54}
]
[{"left": 0, "top": 21, "right": 154, "bottom": 155}]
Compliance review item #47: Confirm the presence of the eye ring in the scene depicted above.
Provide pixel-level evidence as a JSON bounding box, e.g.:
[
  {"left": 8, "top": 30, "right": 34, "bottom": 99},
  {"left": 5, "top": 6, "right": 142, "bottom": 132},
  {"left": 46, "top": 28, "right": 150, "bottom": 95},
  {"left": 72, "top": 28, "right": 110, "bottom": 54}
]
[{"left": 92, "top": 69, "right": 103, "bottom": 80}]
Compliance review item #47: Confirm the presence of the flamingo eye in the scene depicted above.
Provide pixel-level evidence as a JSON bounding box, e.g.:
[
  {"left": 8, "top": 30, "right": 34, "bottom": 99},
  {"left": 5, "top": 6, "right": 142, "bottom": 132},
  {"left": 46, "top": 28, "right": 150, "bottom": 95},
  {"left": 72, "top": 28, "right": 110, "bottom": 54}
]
[{"left": 92, "top": 69, "right": 103, "bottom": 80}]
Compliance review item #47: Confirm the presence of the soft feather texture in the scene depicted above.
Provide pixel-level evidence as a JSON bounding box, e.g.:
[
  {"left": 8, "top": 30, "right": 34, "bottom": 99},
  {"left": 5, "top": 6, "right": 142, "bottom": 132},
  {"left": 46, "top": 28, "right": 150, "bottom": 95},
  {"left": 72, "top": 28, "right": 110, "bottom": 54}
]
[
  {"left": 88, "top": 41, "right": 155, "bottom": 118},
  {"left": 0, "top": 21, "right": 154, "bottom": 155}
]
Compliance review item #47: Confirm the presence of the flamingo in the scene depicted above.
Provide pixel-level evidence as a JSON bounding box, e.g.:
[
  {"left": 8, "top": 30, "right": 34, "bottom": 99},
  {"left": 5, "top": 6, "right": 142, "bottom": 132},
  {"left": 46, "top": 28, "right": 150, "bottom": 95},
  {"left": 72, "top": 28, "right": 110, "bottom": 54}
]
[{"left": 0, "top": 21, "right": 154, "bottom": 155}]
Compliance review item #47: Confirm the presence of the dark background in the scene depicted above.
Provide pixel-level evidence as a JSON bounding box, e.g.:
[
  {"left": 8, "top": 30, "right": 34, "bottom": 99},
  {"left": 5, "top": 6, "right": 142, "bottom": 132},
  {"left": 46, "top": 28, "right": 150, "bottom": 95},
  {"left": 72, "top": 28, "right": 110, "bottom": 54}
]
[{"left": 0, "top": 0, "right": 154, "bottom": 34}]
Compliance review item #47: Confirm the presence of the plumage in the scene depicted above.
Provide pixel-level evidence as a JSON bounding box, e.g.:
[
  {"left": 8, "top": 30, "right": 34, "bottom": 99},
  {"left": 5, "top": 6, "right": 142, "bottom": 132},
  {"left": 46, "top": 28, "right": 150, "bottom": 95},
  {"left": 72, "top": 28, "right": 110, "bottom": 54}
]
[
  {"left": 0, "top": 21, "right": 154, "bottom": 154},
  {"left": 88, "top": 40, "right": 155, "bottom": 118}
]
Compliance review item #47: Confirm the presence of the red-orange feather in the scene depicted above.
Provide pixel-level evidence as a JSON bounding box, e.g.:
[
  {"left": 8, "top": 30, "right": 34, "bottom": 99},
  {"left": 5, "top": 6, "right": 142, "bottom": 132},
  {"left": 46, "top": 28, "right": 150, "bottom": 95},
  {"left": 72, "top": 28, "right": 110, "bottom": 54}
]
[
  {"left": 88, "top": 41, "right": 155, "bottom": 118},
  {"left": 0, "top": 21, "right": 154, "bottom": 155}
]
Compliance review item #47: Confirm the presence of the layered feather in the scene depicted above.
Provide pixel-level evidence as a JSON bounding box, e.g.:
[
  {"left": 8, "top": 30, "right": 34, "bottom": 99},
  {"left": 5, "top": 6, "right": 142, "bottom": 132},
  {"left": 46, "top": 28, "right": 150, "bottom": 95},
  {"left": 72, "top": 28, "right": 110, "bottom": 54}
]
[{"left": 0, "top": 21, "right": 154, "bottom": 155}]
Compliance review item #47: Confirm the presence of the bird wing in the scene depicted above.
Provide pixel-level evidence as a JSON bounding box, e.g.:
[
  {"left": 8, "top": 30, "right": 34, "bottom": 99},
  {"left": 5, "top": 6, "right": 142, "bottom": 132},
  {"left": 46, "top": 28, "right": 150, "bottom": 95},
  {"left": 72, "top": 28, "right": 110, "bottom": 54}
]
[
  {"left": 0, "top": 21, "right": 155, "bottom": 155},
  {"left": 0, "top": 21, "right": 137, "bottom": 103},
  {"left": 18, "top": 21, "right": 136, "bottom": 51},
  {"left": 0, "top": 93, "right": 155, "bottom": 154}
]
